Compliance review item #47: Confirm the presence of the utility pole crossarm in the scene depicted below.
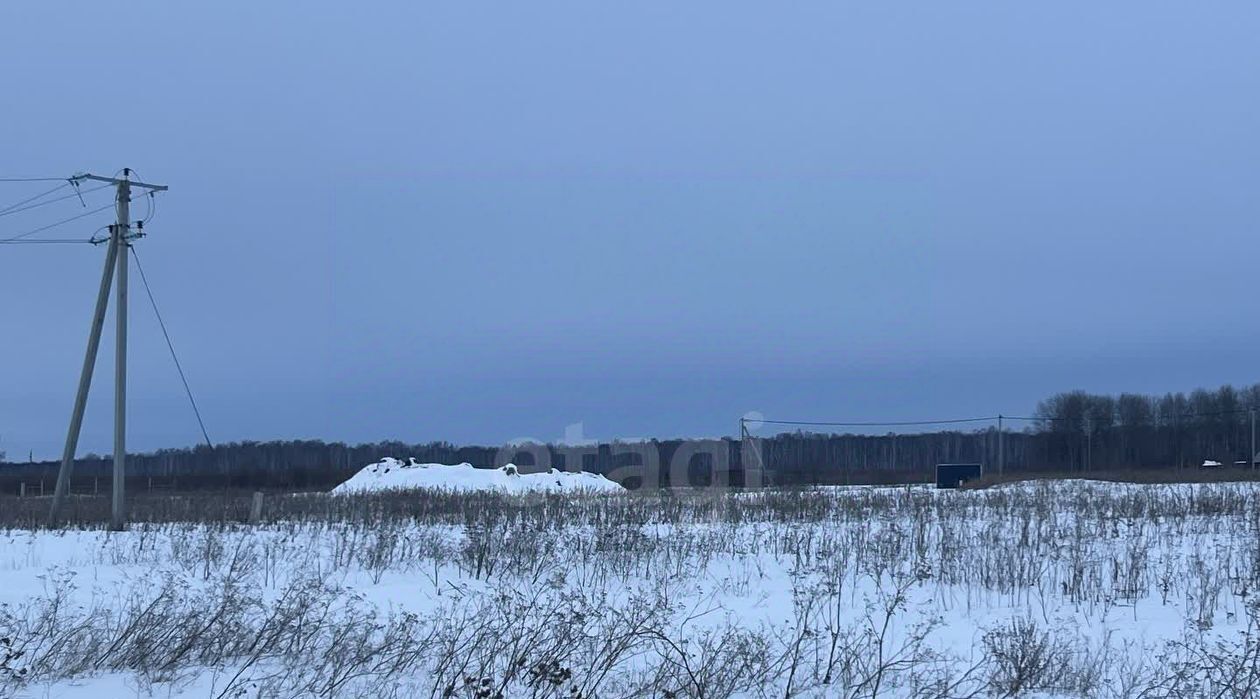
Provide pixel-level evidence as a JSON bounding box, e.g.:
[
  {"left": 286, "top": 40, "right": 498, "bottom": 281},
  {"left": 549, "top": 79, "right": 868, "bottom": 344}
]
[{"left": 72, "top": 173, "right": 168, "bottom": 192}]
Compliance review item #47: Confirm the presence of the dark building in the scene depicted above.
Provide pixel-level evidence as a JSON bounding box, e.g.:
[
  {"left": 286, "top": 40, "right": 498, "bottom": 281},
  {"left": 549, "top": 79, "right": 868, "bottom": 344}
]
[{"left": 936, "top": 463, "right": 982, "bottom": 489}]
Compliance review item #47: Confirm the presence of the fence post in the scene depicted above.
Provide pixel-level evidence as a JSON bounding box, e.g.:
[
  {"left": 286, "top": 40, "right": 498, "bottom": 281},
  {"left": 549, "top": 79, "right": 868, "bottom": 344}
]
[
  {"left": 250, "top": 491, "right": 264, "bottom": 524},
  {"left": 19, "top": 482, "right": 25, "bottom": 498}
]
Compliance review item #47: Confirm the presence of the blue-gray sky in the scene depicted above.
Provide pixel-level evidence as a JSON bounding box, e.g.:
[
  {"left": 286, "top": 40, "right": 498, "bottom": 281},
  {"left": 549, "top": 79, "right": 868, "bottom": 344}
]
[{"left": 2, "top": 2, "right": 1258, "bottom": 459}]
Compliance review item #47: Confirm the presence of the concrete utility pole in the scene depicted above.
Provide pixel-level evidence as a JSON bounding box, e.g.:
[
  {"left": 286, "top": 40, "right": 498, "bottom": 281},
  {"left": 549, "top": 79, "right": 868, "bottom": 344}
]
[
  {"left": 48, "top": 229, "right": 119, "bottom": 523},
  {"left": 48, "top": 170, "right": 167, "bottom": 530},
  {"left": 112, "top": 179, "right": 129, "bottom": 531}
]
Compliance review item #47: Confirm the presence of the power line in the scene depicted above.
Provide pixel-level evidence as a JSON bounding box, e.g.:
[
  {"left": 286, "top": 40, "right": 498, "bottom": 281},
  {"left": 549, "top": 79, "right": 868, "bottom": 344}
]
[
  {"left": 133, "top": 189, "right": 156, "bottom": 226},
  {"left": 744, "top": 406, "right": 1259, "bottom": 433},
  {"left": 0, "top": 202, "right": 115, "bottom": 243},
  {"left": 0, "top": 238, "right": 95, "bottom": 246},
  {"left": 131, "top": 247, "right": 213, "bottom": 449},
  {"left": 1005, "top": 408, "right": 1257, "bottom": 423},
  {"left": 1173, "top": 408, "right": 1255, "bottom": 419},
  {"left": 0, "top": 183, "right": 113, "bottom": 219},
  {"left": 0, "top": 181, "right": 71, "bottom": 215},
  {"left": 752, "top": 416, "right": 997, "bottom": 428},
  {"left": 0, "top": 176, "right": 69, "bottom": 182}
]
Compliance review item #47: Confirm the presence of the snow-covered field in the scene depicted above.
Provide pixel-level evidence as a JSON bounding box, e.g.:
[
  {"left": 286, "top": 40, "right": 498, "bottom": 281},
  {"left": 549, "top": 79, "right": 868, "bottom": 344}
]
[{"left": 2, "top": 475, "right": 1259, "bottom": 697}]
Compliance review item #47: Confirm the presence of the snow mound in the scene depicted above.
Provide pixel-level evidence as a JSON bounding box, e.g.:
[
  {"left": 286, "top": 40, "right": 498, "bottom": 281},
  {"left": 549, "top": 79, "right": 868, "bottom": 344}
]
[{"left": 332, "top": 458, "right": 625, "bottom": 495}]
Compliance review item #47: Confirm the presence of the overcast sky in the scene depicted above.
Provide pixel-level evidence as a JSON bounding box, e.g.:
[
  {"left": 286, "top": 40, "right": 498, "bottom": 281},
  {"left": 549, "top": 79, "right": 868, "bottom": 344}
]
[{"left": 2, "top": 2, "right": 1258, "bottom": 459}]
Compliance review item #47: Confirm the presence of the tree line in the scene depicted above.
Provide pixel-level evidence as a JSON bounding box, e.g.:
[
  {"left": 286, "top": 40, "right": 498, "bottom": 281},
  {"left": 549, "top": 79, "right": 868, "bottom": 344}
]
[
  {"left": 1030, "top": 383, "right": 1260, "bottom": 472},
  {"left": 2, "top": 382, "right": 1256, "bottom": 492}
]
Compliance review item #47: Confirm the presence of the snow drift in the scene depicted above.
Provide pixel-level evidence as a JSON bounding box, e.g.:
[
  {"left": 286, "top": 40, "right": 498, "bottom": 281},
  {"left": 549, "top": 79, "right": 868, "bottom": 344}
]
[{"left": 332, "top": 458, "right": 624, "bottom": 494}]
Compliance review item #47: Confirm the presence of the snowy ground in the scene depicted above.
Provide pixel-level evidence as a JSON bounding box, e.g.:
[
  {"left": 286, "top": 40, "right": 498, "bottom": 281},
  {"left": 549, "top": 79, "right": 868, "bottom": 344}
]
[
  {"left": 331, "top": 457, "right": 624, "bottom": 494},
  {"left": 2, "top": 476, "right": 1259, "bottom": 697}
]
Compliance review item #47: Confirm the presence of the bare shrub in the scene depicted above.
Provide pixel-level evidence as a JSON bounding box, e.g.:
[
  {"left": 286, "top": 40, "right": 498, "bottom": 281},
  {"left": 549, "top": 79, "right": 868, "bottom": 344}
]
[{"left": 981, "top": 618, "right": 1071, "bottom": 697}]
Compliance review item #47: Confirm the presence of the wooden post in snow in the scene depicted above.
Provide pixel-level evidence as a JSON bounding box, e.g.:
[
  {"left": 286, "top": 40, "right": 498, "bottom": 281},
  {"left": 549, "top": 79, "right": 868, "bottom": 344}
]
[{"left": 250, "top": 491, "right": 264, "bottom": 524}]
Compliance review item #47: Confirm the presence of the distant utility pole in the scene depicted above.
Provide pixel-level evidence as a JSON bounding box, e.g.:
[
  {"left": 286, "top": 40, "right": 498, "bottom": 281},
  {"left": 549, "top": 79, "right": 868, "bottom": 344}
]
[
  {"left": 739, "top": 417, "right": 766, "bottom": 488},
  {"left": 1251, "top": 407, "right": 1256, "bottom": 471},
  {"left": 48, "top": 170, "right": 167, "bottom": 530},
  {"left": 1085, "top": 418, "right": 1093, "bottom": 472},
  {"left": 997, "top": 415, "right": 1005, "bottom": 477}
]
